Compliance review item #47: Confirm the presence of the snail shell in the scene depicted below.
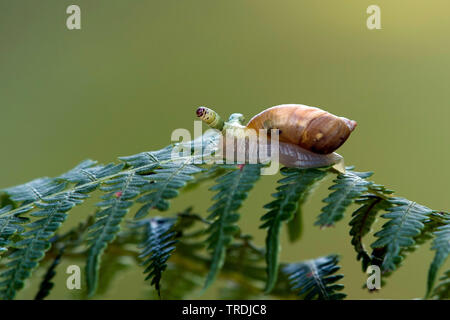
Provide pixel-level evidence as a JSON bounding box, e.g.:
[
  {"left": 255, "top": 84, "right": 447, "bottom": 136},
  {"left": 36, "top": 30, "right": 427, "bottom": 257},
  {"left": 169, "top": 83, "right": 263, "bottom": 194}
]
[{"left": 246, "top": 104, "right": 357, "bottom": 155}]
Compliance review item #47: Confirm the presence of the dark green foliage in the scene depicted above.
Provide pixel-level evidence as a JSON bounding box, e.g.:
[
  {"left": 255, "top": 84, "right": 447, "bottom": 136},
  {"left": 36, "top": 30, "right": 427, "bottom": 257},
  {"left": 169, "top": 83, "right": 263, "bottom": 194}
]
[
  {"left": 136, "top": 217, "right": 177, "bottom": 297},
  {"left": 349, "top": 196, "right": 391, "bottom": 271},
  {"left": 34, "top": 250, "right": 63, "bottom": 300},
  {"left": 426, "top": 212, "right": 450, "bottom": 297},
  {"left": 316, "top": 169, "right": 373, "bottom": 227},
  {"left": 283, "top": 255, "right": 346, "bottom": 300},
  {"left": 0, "top": 129, "right": 447, "bottom": 300},
  {"left": 204, "top": 164, "right": 262, "bottom": 289},
  {"left": 371, "top": 198, "right": 433, "bottom": 272},
  {"left": 0, "top": 188, "right": 90, "bottom": 300},
  {"left": 287, "top": 207, "right": 303, "bottom": 243},
  {"left": 261, "top": 167, "right": 327, "bottom": 293}
]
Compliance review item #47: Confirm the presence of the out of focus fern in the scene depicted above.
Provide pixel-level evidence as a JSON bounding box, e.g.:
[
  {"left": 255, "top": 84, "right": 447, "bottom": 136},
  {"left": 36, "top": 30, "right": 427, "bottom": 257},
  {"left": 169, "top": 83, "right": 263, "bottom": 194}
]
[
  {"left": 283, "top": 255, "right": 346, "bottom": 300},
  {"left": 136, "top": 217, "right": 177, "bottom": 297}
]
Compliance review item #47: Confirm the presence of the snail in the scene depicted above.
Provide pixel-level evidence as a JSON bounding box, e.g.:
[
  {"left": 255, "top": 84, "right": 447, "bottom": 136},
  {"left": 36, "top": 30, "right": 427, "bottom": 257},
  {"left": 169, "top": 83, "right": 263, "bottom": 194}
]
[{"left": 196, "top": 104, "right": 357, "bottom": 172}]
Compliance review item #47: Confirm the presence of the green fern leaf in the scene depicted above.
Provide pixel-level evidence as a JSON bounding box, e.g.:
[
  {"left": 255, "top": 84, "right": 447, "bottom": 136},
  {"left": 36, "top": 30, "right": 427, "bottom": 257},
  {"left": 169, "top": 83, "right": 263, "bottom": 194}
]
[
  {"left": 86, "top": 172, "right": 147, "bottom": 297},
  {"left": 349, "top": 195, "right": 391, "bottom": 271},
  {"left": 426, "top": 212, "right": 450, "bottom": 298},
  {"left": 0, "top": 205, "right": 31, "bottom": 254},
  {"left": 4, "top": 177, "right": 66, "bottom": 204},
  {"left": 0, "top": 189, "right": 89, "bottom": 300},
  {"left": 283, "top": 254, "right": 346, "bottom": 300},
  {"left": 371, "top": 197, "right": 433, "bottom": 272},
  {"left": 204, "top": 164, "right": 262, "bottom": 289},
  {"left": 135, "top": 161, "right": 203, "bottom": 218},
  {"left": 316, "top": 169, "right": 373, "bottom": 227},
  {"left": 136, "top": 217, "right": 177, "bottom": 297},
  {"left": 120, "top": 144, "right": 206, "bottom": 219},
  {"left": 261, "top": 167, "right": 327, "bottom": 293}
]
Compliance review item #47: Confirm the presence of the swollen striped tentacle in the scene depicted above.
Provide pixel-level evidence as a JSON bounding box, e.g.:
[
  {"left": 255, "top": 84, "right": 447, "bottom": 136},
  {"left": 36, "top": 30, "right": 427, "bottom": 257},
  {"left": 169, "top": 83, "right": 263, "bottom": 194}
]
[{"left": 196, "top": 106, "right": 225, "bottom": 131}]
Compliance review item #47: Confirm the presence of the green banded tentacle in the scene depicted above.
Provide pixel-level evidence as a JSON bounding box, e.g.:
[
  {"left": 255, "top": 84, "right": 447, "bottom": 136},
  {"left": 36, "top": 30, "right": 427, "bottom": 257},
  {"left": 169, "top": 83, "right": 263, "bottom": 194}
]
[{"left": 196, "top": 106, "right": 225, "bottom": 131}]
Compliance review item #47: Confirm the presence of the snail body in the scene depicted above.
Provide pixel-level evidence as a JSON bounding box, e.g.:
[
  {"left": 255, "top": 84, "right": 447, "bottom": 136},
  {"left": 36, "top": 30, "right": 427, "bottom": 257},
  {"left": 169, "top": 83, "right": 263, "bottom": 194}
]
[{"left": 196, "top": 104, "right": 356, "bottom": 171}]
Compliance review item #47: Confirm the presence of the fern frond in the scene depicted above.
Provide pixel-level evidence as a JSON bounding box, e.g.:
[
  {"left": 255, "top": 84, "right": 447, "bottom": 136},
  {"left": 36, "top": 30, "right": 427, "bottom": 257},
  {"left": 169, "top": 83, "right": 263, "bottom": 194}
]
[
  {"left": 431, "top": 269, "right": 450, "bottom": 299},
  {"left": 371, "top": 197, "right": 433, "bottom": 272},
  {"left": 34, "top": 250, "right": 63, "bottom": 300},
  {"left": 0, "top": 205, "right": 31, "bottom": 254},
  {"left": 136, "top": 217, "right": 177, "bottom": 297},
  {"left": 4, "top": 177, "right": 67, "bottom": 204},
  {"left": 283, "top": 254, "right": 346, "bottom": 300},
  {"left": 119, "top": 139, "right": 214, "bottom": 219},
  {"left": 426, "top": 212, "right": 450, "bottom": 298},
  {"left": 204, "top": 164, "right": 262, "bottom": 289},
  {"left": 0, "top": 187, "right": 92, "bottom": 300},
  {"left": 86, "top": 172, "right": 147, "bottom": 297},
  {"left": 316, "top": 169, "right": 373, "bottom": 227},
  {"left": 349, "top": 195, "right": 391, "bottom": 271},
  {"left": 286, "top": 169, "right": 326, "bottom": 242},
  {"left": 135, "top": 161, "right": 203, "bottom": 218},
  {"left": 261, "top": 167, "right": 327, "bottom": 293}
]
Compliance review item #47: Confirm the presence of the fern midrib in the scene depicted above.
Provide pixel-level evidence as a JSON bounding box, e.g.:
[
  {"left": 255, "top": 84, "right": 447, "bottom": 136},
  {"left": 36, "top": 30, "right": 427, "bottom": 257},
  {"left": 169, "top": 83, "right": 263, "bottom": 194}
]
[
  {"left": 211, "top": 167, "right": 246, "bottom": 260},
  {"left": 307, "top": 261, "right": 329, "bottom": 300}
]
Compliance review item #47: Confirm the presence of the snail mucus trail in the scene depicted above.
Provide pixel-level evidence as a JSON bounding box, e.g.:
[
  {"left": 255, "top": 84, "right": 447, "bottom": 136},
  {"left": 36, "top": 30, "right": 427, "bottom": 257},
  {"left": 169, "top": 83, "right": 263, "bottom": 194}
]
[{"left": 196, "top": 104, "right": 357, "bottom": 172}]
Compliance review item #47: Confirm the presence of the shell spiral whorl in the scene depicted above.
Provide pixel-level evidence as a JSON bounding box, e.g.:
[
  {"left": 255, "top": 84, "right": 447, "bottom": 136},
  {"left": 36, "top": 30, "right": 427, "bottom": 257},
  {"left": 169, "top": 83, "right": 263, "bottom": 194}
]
[{"left": 246, "top": 104, "right": 357, "bottom": 155}]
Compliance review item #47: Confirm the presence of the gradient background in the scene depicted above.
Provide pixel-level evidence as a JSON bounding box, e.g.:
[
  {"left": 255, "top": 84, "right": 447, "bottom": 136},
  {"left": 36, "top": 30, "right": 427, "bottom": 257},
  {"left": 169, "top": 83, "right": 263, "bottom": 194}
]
[{"left": 0, "top": 0, "right": 449, "bottom": 299}]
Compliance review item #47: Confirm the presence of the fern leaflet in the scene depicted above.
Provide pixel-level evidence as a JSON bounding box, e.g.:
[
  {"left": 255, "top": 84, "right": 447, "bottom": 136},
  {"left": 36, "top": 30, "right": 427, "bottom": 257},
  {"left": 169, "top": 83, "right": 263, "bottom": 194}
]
[
  {"left": 316, "top": 169, "right": 373, "bottom": 227},
  {"left": 204, "top": 164, "right": 262, "bottom": 289},
  {"left": 283, "top": 254, "right": 346, "bottom": 300},
  {"left": 135, "top": 217, "right": 177, "bottom": 297},
  {"left": 86, "top": 172, "right": 147, "bottom": 297},
  {"left": 0, "top": 205, "right": 30, "bottom": 254},
  {"left": 0, "top": 189, "right": 89, "bottom": 299},
  {"left": 349, "top": 195, "right": 391, "bottom": 271},
  {"left": 371, "top": 197, "right": 433, "bottom": 272},
  {"left": 261, "top": 167, "right": 327, "bottom": 293}
]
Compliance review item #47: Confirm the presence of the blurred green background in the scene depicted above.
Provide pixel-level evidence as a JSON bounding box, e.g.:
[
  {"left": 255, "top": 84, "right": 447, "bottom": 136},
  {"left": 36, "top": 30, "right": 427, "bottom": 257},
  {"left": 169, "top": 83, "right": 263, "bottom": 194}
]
[{"left": 1, "top": 0, "right": 449, "bottom": 299}]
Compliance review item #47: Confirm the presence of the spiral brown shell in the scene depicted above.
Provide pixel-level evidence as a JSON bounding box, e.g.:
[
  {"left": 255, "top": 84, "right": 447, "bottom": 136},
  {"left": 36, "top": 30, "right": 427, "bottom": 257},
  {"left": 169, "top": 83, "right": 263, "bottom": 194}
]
[{"left": 246, "top": 104, "right": 357, "bottom": 155}]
